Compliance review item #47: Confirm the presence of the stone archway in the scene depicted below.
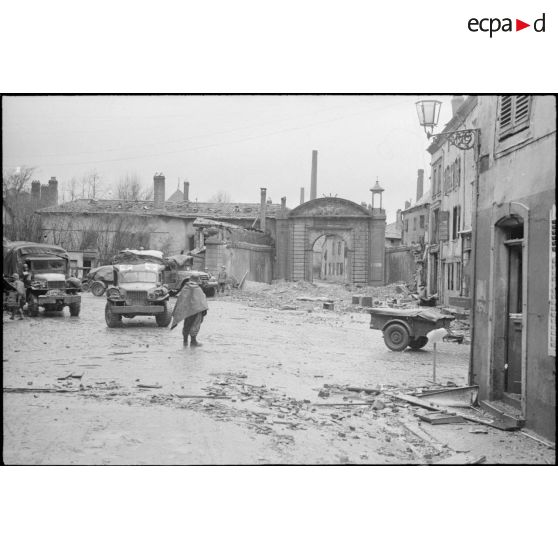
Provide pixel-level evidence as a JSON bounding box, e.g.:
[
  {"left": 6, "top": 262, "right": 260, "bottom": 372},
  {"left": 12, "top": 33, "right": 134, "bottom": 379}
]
[{"left": 283, "top": 197, "right": 386, "bottom": 285}]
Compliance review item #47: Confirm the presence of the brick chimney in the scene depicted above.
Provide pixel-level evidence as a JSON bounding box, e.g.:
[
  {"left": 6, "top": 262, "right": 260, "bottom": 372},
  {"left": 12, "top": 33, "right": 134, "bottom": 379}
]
[
  {"left": 300, "top": 187, "right": 305, "bottom": 205},
  {"left": 260, "top": 187, "right": 267, "bottom": 232},
  {"left": 416, "top": 169, "right": 424, "bottom": 202},
  {"left": 451, "top": 95, "right": 465, "bottom": 117},
  {"left": 310, "top": 150, "right": 318, "bottom": 200},
  {"left": 396, "top": 209, "right": 402, "bottom": 225},
  {"left": 48, "top": 177, "right": 58, "bottom": 206},
  {"left": 31, "top": 180, "right": 41, "bottom": 201},
  {"left": 405, "top": 200, "right": 411, "bottom": 210},
  {"left": 153, "top": 173, "right": 165, "bottom": 209},
  {"left": 183, "top": 181, "right": 189, "bottom": 202},
  {"left": 281, "top": 196, "right": 286, "bottom": 211}
]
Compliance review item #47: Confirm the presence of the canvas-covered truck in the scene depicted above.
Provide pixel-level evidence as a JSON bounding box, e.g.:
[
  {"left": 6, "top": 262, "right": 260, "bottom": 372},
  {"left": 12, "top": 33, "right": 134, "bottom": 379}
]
[
  {"left": 104, "top": 261, "right": 172, "bottom": 328},
  {"left": 2, "top": 241, "right": 81, "bottom": 317},
  {"left": 112, "top": 250, "right": 217, "bottom": 297}
]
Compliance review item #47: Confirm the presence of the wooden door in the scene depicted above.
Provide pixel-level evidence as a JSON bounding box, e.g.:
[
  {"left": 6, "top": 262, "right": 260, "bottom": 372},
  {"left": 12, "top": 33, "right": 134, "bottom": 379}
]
[{"left": 505, "top": 244, "right": 523, "bottom": 394}]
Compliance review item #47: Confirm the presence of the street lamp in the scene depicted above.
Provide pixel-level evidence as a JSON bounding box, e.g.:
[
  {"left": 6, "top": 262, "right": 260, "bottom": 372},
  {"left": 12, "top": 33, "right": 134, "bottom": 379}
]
[{"left": 415, "top": 99, "right": 478, "bottom": 151}]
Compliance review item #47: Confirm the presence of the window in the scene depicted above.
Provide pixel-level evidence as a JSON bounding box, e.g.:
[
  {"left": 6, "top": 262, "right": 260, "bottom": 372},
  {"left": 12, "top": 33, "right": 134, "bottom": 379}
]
[
  {"left": 452, "top": 205, "right": 461, "bottom": 239},
  {"left": 499, "top": 95, "right": 531, "bottom": 139},
  {"left": 432, "top": 209, "right": 439, "bottom": 243},
  {"left": 339, "top": 263, "right": 343, "bottom": 276},
  {"left": 419, "top": 215, "right": 425, "bottom": 229},
  {"left": 338, "top": 242, "right": 341, "bottom": 255},
  {"left": 413, "top": 217, "right": 417, "bottom": 231},
  {"left": 405, "top": 220, "right": 409, "bottom": 232}
]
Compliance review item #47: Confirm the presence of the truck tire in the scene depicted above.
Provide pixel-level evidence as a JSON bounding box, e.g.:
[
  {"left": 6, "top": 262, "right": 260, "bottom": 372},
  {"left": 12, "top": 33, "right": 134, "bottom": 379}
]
[
  {"left": 383, "top": 323, "right": 410, "bottom": 351},
  {"left": 91, "top": 281, "right": 106, "bottom": 297},
  {"left": 105, "top": 302, "right": 122, "bottom": 328},
  {"left": 81, "top": 281, "right": 90, "bottom": 293},
  {"left": 408, "top": 336, "right": 428, "bottom": 350},
  {"left": 28, "top": 294, "right": 39, "bottom": 317},
  {"left": 156, "top": 301, "right": 172, "bottom": 327},
  {"left": 204, "top": 287, "right": 216, "bottom": 298},
  {"left": 69, "top": 301, "right": 81, "bottom": 317}
]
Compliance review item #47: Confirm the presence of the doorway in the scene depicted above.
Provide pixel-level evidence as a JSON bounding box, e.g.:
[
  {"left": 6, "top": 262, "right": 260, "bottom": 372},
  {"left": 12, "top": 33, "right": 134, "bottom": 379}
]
[
  {"left": 312, "top": 234, "right": 347, "bottom": 283},
  {"left": 504, "top": 230, "right": 524, "bottom": 398}
]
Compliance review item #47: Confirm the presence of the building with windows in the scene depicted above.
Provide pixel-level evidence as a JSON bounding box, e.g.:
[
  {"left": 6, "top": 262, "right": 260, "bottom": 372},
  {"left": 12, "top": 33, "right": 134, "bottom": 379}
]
[
  {"left": 425, "top": 96, "right": 477, "bottom": 308},
  {"left": 470, "top": 95, "right": 556, "bottom": 441}
]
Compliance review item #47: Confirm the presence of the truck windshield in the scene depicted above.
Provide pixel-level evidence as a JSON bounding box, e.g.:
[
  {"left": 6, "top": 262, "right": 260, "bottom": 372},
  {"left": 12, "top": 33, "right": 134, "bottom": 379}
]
[
  {"left": 30, "top": 260, "right": 66, "bottom": 272},
  {"left": 118, "top": 270, "right": 157, "bottom": 283}
]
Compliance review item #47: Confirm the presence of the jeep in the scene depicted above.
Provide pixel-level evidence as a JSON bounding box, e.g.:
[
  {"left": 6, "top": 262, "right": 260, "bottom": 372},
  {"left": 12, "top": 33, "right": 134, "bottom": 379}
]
[{"left": 104, "top": 262, "right": 172, "bottom": 328}]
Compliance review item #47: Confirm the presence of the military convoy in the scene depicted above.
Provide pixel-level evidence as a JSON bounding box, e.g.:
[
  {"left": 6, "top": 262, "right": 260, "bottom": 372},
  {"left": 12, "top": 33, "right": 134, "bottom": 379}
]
[
  {"left": 3, "top": 242, "right": 216, "bottom": 327},
  {"left": 2, "top": 241, "right": 81, "bottom": 317}
]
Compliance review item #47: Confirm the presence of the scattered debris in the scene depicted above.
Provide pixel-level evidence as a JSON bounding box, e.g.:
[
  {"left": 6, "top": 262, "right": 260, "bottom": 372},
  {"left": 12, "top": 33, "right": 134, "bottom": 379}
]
[
  {"left": 434, "top": 454, "right": 486, "bottom": 465},
  {"left": 417, "top": 411, "right": 466, "bottom": 425},
  {"left": 318, "top": 389, "right": 330, "bottom": 398},
  {"left": 518, "top": 431, "right": 555, "bottom": 448},
  {"left": 469, "top": 427, "right": 489, "bottom": 434},
  {"left": 137, "top": 383, "right": 162, "bottom": 389},
  {"left": 415, "top": 385, "right": 479, "bottom": 408}
]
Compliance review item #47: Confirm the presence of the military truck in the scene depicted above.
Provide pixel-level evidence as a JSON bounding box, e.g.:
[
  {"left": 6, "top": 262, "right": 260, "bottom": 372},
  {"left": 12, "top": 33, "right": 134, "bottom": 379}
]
[
  {"left": 164, "top": 254, "right": 217, "bottom": 297},
  {"left": 2, "top": 241, "right": 81, "bottom": 317},
  {"left": 104, "top": 258, "right": 172, "bottom": 328},
  {"left": 113, "top": 250, "right": 217, "bottom": 297}
]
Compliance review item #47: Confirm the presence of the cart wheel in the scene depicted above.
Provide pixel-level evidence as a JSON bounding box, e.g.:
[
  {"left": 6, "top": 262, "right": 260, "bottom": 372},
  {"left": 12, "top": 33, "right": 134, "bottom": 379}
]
[
  {"left": 408, "top": 336, "right": 428, "bottom": 350},
  {"left": 383, "top": 323, "right": 410, "bottom": 351}
]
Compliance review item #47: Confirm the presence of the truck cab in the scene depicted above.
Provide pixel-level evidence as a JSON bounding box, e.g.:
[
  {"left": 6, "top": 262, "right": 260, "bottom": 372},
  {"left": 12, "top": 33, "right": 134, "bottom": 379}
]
[
  {"left": 3, "top": 241, "right": 81, "bottom": 316},
  {"left": 104, "top": 262, "right": 171, "bottom": 328}
]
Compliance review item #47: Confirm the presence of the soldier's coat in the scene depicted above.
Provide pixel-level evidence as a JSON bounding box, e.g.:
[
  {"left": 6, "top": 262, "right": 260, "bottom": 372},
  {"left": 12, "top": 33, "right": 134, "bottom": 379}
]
[{"left": 170, "top": 283, "right": 208, "bottom": 329}]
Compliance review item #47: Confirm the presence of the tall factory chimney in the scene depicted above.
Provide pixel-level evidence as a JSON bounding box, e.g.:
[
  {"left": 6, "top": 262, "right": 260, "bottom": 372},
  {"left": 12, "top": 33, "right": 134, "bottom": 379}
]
[
  {"left": 310, "top": 150, "right": 318, "bottom": 200},
  {"left": 260, "top": 188, "right": 267, "bottom": 232},
  {"left": 416, "top": 169, "right": 424, "bottom": 202},
  {"left": 153, "top": 173, "right": 165, "bottom": 209},
  {"left": 183, "top": 181, "right": 190, "bottom": 202}
]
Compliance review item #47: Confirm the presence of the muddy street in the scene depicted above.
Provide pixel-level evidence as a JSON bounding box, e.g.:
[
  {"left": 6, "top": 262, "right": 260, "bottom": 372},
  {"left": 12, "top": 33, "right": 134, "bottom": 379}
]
[{"left": 3, "top": 291, "right": 553, "bottom": 464}]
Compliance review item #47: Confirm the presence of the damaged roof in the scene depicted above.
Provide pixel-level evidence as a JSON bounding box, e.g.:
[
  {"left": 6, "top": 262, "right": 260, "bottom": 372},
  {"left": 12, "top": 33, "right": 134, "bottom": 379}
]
[
  {"left": 37, "top": 199, "right": 286, "bottom": 220},
  {"left": 385, "top": 222, "right": 402, "bottom": 239}
]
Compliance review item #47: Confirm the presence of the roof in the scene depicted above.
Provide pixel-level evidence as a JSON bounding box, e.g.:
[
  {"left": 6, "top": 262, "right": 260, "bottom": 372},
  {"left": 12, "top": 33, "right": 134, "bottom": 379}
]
[
  {"left": 37, "top": 199, "right": 285, "bottom": 220},
  {"left": 385, "top": 221, "right": 402, "bottom": 239},
  {"left": 402, "top": 189, "right": 431, "bottom": 214},
  {"left": 167, "top": 189, "right": 185, "bottom": 202}
]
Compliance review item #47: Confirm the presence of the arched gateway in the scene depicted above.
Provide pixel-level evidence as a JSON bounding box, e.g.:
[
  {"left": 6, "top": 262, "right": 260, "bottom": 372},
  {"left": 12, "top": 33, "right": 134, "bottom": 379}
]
[{"left": 274, "top": 197, "right": 386, "bottom": 285}]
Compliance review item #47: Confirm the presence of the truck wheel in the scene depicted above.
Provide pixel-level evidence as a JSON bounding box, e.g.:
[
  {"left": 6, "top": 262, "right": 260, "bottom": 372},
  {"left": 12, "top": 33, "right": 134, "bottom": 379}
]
[
  {"left": 383, "top": 323, "right": 410, "bottom": 351},
  {"left": 28, "top": 294, "right": 39, "bottom": 317},
  {"left": 156, "top": 302, "right": 172, "bottom": 327},
  {"left": 91, "top": 281, "right": 106, "bottom": 297},
  {"left": 81, "top": 282, "right": 90, "bottom": 293},
  {"left": 105, "top": 303, "right": 122, "bottom": 328},
  {"left": 69, "top": 302, "right": 81, "bottom": 317},
  {"left": 408, "top": 336, "right": 428, "bottom": 350},
  {"left": 204, "top": 287, "right": 215, "bottom": 298}
]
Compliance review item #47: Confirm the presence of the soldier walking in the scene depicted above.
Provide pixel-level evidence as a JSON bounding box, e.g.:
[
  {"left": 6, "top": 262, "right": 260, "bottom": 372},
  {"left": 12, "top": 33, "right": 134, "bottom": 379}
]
[
  {"left": 170, "top": 275, "right": 209, "bottom": 346},
  {"left": 217, "top": 265, "right": 227, "bottom": 295}
]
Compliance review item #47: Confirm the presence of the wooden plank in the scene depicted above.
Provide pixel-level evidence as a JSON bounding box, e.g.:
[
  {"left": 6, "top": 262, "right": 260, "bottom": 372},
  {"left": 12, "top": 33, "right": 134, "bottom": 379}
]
[{"left": 391, "top": 393, "right": 440, "bottom": 411}]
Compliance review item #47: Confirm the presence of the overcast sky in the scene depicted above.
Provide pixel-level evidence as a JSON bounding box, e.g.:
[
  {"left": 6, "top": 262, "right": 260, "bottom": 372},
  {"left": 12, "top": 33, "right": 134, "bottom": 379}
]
[{"left": 3, "top": 95, "right": 453, "bottom": 222}]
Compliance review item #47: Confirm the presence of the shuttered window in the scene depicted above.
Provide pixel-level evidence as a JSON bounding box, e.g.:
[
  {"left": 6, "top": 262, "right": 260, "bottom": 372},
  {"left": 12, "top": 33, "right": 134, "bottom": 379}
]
[{"left": 499, "top": 95, "right": 531, "bottom": 139}]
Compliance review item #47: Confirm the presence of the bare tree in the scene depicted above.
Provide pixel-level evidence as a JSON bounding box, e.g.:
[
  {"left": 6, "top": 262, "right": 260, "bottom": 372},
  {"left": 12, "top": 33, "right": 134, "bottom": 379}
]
[
  {"left": 208, "top": 190, "right": 231, "bottom": 203},
  {"left": 2, "top": 166, "right": 36, "bottom": 196},
  {"left": 116, "top": 172, "right": 150, "bottom": 201},
  {"left": 2, "top": 166, "right": 42, "bottom": 241}
]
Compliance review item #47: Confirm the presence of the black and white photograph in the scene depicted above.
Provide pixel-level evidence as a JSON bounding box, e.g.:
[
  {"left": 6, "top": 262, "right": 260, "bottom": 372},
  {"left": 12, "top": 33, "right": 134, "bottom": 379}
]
[
  {"left": 1, "top": 2, "right": 557, "bottom": 557},
  {"left": 2, "top": 94, "right": 555, "bottom": 465}
]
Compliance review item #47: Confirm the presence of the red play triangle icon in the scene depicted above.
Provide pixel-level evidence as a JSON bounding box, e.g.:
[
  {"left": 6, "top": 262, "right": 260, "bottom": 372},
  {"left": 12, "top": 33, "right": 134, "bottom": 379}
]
[{"left": 516, "top": 19, "right": 530, "bottom": 31}]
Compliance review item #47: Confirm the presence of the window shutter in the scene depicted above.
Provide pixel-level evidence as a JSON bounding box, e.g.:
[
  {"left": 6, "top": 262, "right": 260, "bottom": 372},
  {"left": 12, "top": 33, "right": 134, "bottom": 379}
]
[
  {"left": 499, "top": 95, "right": 513, "bottom": 135},
  {"left": 514, "top": 95, "right": 531, "bottom": 127}
]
